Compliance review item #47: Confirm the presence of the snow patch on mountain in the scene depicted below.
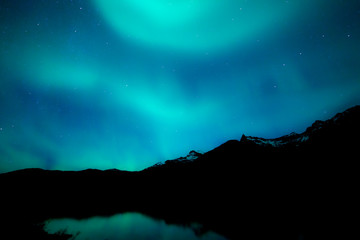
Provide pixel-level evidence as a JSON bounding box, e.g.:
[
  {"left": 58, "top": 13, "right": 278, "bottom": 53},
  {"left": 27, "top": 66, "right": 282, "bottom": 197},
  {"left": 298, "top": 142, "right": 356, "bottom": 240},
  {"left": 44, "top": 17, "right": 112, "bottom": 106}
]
[{"left": 241, "top": 132, "right": 310, "bottom": 147}]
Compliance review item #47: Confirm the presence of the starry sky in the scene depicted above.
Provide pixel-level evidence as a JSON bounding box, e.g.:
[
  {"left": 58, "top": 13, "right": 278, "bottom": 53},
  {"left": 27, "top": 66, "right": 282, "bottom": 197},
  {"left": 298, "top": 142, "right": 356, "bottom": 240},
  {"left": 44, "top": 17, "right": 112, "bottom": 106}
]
[{"left": 0, "top": 0, "right": 359, "bottom": 173}]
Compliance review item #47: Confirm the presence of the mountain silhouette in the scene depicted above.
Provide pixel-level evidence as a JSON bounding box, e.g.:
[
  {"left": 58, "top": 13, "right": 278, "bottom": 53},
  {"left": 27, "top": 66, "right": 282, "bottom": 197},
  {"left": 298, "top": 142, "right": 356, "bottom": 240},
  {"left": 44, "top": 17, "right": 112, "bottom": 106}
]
[{"left": 1, "top": 105, "right": 359, "bottom": 240}]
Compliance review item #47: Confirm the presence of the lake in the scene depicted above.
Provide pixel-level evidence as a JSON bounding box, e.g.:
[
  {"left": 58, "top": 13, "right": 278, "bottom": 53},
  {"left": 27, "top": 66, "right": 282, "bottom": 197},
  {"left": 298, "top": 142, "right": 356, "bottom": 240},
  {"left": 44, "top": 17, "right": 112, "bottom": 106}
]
[{"left": 44, "top": 212, "right": 228, "bottom": 240}]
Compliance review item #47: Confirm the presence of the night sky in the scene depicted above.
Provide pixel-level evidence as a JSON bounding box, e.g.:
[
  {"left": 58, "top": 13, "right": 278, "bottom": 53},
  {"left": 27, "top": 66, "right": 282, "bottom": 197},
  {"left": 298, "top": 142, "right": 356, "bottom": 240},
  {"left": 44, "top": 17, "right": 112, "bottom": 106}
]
[{"left": 1, "top": 0, "right": 359, "bottom": 173}]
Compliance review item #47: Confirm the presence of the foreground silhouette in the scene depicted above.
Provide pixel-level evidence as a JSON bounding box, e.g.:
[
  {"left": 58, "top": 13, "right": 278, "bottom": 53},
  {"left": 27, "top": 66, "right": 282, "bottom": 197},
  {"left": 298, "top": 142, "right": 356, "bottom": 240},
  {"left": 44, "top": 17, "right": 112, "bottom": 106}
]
[{"left": 1, "top": 106, "right": 359, "bottom": 239}]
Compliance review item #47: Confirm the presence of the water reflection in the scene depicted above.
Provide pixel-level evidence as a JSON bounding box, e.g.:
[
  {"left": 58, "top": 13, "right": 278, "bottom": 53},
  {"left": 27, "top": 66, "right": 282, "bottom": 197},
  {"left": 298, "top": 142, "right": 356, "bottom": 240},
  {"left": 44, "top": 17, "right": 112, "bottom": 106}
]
[{"left": 44, "top": 212, "right": 227, "bottom": 240}]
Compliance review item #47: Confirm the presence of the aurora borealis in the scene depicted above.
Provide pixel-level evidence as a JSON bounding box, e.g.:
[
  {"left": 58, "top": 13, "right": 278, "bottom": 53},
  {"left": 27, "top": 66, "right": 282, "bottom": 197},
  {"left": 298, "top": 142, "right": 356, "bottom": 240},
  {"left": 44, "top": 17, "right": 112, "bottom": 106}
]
[{"left": 0, "top": 0, "right": 359, "bottom": 173}]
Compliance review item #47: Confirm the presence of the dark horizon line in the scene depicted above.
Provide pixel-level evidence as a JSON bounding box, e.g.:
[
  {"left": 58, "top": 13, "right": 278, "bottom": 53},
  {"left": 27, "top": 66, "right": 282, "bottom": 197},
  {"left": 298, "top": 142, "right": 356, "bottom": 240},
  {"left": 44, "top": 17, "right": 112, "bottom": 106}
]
[{"left": 1, "top": 104, "right": 359, "bottom": 175}]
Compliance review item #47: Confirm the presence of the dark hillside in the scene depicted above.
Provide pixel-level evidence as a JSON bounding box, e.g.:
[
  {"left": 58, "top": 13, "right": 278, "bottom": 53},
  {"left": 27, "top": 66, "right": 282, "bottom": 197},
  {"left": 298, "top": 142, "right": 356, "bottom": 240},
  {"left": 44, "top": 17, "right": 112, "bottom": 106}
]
[{"left": 1, "top": 106, "right": 359, "bottom": 239}]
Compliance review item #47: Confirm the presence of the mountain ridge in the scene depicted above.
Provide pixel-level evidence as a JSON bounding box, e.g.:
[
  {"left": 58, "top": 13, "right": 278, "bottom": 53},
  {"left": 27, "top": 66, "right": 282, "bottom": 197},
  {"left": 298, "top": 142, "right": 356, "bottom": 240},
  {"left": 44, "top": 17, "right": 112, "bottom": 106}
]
[
  {"left": 3, "top": 105, "right": 359, "bottom": 176},
  {"left": 1, "top": 105, "right": 359, "bottom": 240},
  {"left": 145, "top": 105, "right": 359, "bottom": 172}
]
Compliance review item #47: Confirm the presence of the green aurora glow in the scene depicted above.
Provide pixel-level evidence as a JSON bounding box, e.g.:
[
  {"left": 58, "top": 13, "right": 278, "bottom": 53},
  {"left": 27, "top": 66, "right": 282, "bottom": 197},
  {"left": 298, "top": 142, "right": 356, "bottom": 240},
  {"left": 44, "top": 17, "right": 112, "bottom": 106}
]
[{"left": 0, "top": 0, "right": 359, "bottom": 172}]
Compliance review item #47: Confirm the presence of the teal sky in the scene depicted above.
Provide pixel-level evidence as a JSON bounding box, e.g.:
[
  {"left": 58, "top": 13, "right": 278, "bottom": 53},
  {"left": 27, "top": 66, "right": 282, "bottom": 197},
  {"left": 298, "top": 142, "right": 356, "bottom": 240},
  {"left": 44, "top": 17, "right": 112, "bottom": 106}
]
[{"left": 0, "top": 0, "right": 360, "bottom": 173}]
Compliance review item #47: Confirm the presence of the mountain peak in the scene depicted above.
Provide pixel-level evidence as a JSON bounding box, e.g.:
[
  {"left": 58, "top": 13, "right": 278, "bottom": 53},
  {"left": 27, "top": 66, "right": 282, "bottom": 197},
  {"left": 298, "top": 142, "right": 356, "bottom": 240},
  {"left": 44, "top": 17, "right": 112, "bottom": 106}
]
[
  {"left": 240, "top": 105, "right": 360, "bottom": 149},
  {"left": 145, "top": 105, "right": 360, "bottom": 172}
]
